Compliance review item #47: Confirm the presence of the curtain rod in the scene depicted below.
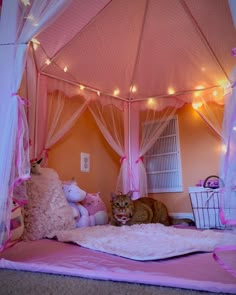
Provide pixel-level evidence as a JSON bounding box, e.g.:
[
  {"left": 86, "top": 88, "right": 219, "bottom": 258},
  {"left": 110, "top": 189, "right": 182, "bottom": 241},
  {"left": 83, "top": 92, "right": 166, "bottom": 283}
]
[
  {"left": 131, "top": 84, "right": 222, "bottom": 102},
  {"left": 40, "top": 72, "right": 129, "bottom": 102},
  {"left": 40, "top": 73, "right": 222, "bottom": 103},
  {"left": 0, "top": 42, "right": 27, "bottom": 45}
]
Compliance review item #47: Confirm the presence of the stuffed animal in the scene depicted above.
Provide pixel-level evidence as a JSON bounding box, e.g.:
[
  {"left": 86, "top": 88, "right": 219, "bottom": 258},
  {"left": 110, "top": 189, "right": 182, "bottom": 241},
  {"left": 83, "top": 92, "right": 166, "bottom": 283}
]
[
  {"left": 10, "top": 200, "right": 25, "bottom": 242},
  {"left": 62, "top": 178, "right": 90, "bottom": 228},
  {"left": 62, "top": 179, "right": 108, "bottom": 227},
  {"left": 3, "top": 199, "right": 25, "bottom": 246},
  {"left": 30, "top": 158, "right": 43, "bottom": 175},
  {"left": 81, "top": 192, "right": 108, "bottom": 225}
]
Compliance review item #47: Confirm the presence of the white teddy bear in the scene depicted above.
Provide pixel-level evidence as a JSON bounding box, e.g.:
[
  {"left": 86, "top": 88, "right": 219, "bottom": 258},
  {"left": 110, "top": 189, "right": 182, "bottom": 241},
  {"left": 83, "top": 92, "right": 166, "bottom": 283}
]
[
  {"left": 62, "top": 178, "right": 92, "bottom": 228},
  {"left": 62, "top": 178, "right": 108, "bottom": 228}
]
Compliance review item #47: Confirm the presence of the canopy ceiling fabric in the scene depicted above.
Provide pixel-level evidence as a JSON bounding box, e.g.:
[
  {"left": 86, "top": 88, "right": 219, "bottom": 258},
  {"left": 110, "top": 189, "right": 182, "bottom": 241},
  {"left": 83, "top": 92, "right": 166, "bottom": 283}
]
[{"left": 34, "top": 0, "right": 236, "bottom": 102}]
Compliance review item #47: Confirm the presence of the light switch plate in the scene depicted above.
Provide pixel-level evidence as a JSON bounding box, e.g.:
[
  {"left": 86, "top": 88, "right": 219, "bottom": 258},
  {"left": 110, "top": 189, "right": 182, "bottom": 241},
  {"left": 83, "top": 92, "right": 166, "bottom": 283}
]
[{"left": 80, "top": 152, "right": 90, "bottom": 172}]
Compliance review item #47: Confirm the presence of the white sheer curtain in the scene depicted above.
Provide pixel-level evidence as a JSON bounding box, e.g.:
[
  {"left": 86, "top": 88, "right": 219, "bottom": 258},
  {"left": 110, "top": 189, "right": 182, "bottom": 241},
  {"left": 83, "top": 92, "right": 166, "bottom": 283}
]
[
  {"left": 136, "top": 97, "right": 185, "bottom": 197},
  {"left": 89, "top": 95, "right": 129, "bottom": 193},
  {"left": 193, "top": 98, "right": 224, "bottom": 140},
  {"left": 0, "top": 0, "right": 71, "bottom": 248},
  {"left": 89, "top": 96, "right": 185, "bottom": 197},
  {"left": 40, "top": 80, "right": 90, "bottom": 163},
  {"left": 220, "top": 68, "right": 236, "bottom": 226}
]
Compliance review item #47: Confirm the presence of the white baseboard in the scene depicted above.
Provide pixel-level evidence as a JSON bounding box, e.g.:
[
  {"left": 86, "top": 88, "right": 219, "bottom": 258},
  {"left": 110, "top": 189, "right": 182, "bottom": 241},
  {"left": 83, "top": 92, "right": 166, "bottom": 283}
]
[{"left": 169, "top": 212, "right": 194, "bottom": 220}]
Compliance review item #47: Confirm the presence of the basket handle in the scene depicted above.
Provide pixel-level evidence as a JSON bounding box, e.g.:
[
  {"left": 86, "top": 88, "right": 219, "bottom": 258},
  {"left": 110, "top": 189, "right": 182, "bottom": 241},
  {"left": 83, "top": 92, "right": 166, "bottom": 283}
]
[{"left": 203, "top": 175, "right": 224, "bottom": 189}]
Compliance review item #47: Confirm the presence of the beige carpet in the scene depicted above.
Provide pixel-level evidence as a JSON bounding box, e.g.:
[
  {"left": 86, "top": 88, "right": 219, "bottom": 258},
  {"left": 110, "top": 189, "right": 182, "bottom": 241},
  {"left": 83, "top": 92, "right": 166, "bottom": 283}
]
[{"left": 0, "top": 269, "right": 230, "bottom": 295}]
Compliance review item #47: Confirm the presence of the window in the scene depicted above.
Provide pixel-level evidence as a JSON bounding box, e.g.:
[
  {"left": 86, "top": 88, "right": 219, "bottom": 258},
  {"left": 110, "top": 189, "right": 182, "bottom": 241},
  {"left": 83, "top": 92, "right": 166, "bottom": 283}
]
[{"left": 144, "top": 116, "right": 183, "bottom": 193}]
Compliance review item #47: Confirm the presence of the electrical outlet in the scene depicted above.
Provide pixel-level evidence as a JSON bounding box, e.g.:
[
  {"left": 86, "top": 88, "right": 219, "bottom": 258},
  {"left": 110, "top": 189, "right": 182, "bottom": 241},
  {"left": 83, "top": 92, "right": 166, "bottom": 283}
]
[{"left": 80, "top": 152, "right": 90, "bottom": 172}]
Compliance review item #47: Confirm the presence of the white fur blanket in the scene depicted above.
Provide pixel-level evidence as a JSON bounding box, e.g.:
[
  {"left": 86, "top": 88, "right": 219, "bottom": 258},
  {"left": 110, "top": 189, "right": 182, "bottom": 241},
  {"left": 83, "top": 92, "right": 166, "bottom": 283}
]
[{"left": 50, "top": 224, "right": 236, "bottom": 261}]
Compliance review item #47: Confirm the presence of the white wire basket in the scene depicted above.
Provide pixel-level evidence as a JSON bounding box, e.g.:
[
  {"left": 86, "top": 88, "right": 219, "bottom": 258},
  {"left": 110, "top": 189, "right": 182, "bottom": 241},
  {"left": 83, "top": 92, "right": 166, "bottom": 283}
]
[{"left": 188, "top": 186, "right": 226, "bottom": 229}]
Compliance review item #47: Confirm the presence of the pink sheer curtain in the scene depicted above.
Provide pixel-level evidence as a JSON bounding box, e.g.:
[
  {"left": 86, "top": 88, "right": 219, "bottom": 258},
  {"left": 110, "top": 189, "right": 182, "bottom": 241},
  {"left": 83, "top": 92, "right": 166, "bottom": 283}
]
[{"left": 0, "top": 0, "right": 71, "bottom": 248}]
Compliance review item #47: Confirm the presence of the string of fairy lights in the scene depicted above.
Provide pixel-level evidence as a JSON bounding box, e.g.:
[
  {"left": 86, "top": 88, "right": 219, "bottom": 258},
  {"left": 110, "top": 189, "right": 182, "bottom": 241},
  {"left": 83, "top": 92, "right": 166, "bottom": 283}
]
[
  {"left": 31, "top": 37, "right": 231, "bottom": 108},
  {"left": 31, "top": 37, "right": 235, "bottom": 154}
]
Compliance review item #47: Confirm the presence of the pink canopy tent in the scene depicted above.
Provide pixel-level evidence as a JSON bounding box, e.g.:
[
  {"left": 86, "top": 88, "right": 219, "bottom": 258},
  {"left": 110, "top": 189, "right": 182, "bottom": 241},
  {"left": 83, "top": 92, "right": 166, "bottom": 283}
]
[{"left": 0, "top": 0, "right": 236, "bottom": 248}]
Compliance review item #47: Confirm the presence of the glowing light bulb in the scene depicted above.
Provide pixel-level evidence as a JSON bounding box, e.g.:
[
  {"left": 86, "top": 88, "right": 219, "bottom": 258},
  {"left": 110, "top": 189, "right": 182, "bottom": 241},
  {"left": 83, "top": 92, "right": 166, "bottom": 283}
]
[
  {"left": 168, "top": 87, "right": 175, "bottom": 95},
  {"left": 130, "top": 85, "right": 137, "bottom": 93},
  {"left": 212, "top": 90, "right": 218, "bottom": 96},
  {"left": 221, "top": 144, "right": 227, "bottom": 153},
  {"left": 218, "top": 80, "right": 231, "bottom": 89},
  {"left": 192, "top": 102, "right": 203, "bottom": 110},
  {"left": 217, "top": 80, "right": 231, "bottom": 95},
  {"left": 64, "top": 66, "right": 68, "bottom": 72},
  {"left": 25, "top": 14, "right": 34, "bottom": 21},
  {"left": 80, "top": 85, "right": 85, "bottom": 90},
  {"left": 194, "top": 85, "right": 204, "bottom": 97},
  {"left": 31, "top": 38, "right": 40, "bottom": 50},
  {"left": 21, "top": 0, "right": 30, "bottom": 6},
  {"left": 196, "top": 85, "right": 204, "bottom": 90},
  {"left": 32, "top": 43, "right": 38, "bottom": 50},
  {"left": 147, "top": 98, "right": 157, "bottom": 108},
  {"left": 233, "top": 126, "right": 236, "bottom": 131},
  {"left": 97, "top": 91, "right": 100, "bottom": 96},
  {"left": 45, "top": 59, "right": 51, "bottom": 65},
  {"left": 113, "top": 89, "right": 120, "bottom": 96}
]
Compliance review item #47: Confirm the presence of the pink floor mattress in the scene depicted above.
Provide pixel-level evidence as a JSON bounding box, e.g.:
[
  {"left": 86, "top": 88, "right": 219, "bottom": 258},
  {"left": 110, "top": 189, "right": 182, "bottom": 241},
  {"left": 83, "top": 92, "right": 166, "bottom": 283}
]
[{"left": 0, "top": 237, "right": 236, "bottom": 294}]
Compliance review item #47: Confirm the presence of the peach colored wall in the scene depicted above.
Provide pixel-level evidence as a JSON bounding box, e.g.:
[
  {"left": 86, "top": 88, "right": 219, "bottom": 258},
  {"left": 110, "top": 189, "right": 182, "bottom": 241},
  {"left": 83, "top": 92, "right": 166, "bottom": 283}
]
[
  {"left": 150, "top": 104, "right": 222, "bottom": 213},
  {"left": 48, "top": 103, "right": 222, "bottom": 215},
  {"left": 48, "top": 109, "right": 120, "bottom": 211}
]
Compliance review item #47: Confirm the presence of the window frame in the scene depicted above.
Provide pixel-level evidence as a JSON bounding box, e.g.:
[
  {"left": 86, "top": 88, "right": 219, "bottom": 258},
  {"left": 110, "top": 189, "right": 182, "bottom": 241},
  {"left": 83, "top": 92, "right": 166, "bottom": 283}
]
[{"left": 143, "top": 115, "right": 183, "bottom": 193}]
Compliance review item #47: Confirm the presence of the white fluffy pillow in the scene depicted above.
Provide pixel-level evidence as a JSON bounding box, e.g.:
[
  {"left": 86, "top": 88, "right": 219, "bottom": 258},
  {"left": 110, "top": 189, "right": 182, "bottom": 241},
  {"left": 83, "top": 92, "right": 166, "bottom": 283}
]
[{"left": 23, "top": 168, "right": 75, "bottom": 240}]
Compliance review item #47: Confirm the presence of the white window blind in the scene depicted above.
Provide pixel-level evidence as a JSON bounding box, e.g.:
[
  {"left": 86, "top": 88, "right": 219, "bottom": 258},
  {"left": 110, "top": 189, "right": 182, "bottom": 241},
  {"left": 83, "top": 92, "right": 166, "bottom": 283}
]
[{"left": 144, "top": 116, "right": 183, "bottom": 193}]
